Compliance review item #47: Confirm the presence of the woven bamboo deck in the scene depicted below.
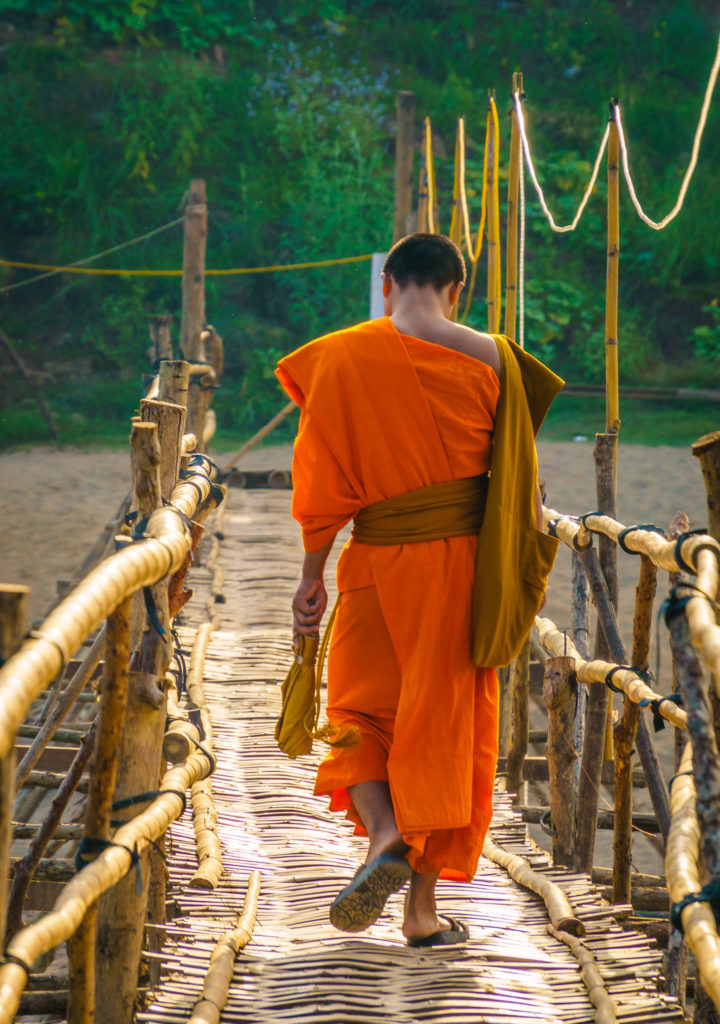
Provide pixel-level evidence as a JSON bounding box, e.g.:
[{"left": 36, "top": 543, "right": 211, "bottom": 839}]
[{"left": 139, "top": 487, "right": 682, "bottom": 1024}]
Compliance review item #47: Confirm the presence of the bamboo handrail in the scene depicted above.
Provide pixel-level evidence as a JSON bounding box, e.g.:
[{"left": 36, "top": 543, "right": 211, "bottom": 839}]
[
  {"left": 666, "top": 742, "right": 720, "bottom": 1008},
  {"left": 535, "top": 616, "right": 688, "bottom": 730},
  {"left": 0, "top": 465, "right": 221, "bottom": 762},
  {"left": 547, "top": 924, "right": 617, "bottom": 1024},
  {"left": 483, "top": 837, "right": 584, "bottom": 935},
  {"left": 544, "top": 506, "right": 720, "bottom": 689},
  {"left": 0, "top": 747, "right": 214, "bottom": 1020},
  {"left": 188, "top": 870, "right": 261, "bottom": 1024}
]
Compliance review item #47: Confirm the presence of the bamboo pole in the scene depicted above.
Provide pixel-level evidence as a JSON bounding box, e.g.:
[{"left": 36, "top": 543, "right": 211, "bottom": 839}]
[
  {"left": 543, "top": 657, "right": 577, "bottom": 867},
  {"left": 605, "top": 106, "right": 621, "bottom": 435},
  {"left": 504, "top": 72, "right": 522, "bottom": 341},
  {"left": 220, "top": 401, "right": 296, "bottom": 476},
  {"left": 486, "top": 94, "right": 501, "bottom": 333},
  {"left": 0, "top": 750, "right": 212, "bottom": 1022},
  {"left": 497, "top": 666, "right": 512, "bottom": 759},
  {"left": 67, "top": 594, "right": 132, "bottom": 1024},
  {"left": 0, "top": 585, "right": 28, "bottom": 945},
  {"left": 188, "top": 871, "right": 261, "bottom": 1024},
  {"left": 547, "top": 924, "right": 617, "bottom": 1024},
  {"left": 158, "top": 359, "right": 190, "bottom": 409},
  {"left": 186, "top": 623, "right": 222, "bottom": 890},
  {"left": 613, "top": 554, "right": 657, "bottom": 905},
  {"left": 393, "top": 92, "right": 416, "bottom": 241},
  {"left": 180, "top": 179, "right": 207, "bottom": 363},
  {"left": 693, "top": 431, "right": 720, "bottom": 543},
  {"left": 416, "top": 118, "right": 431, "bottom": 234},
  {"left": 506, "top": 640, "right": 530, "bottom": 800},
  {"left": 572, "top": 551, "right": 591, "bottom": 792},
  {"left": 666, "top": 743, "right": 720, "bottom": 1011},
  {"left": 6, "top": 722, "right": 97, "bottom": 938},
  {"left": 594, "top": 431, "right": 618, "bottom": 764},
  {"left": 95, "top": 426, "right": 170, "bottom": 1022},
  {"left": 16, "top": 628, "right": 105, "bottom": 789},
  {"left": 483, "top": 837, "right": 584, "bottom": 935}
]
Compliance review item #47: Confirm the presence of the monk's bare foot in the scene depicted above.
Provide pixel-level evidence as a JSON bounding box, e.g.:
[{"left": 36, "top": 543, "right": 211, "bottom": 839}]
[
  {"left": 402, "top": 868, "right": 446, "bottom": 942},
  {"left": 402, "top": 908, "right": 451, "bottom": 942}
]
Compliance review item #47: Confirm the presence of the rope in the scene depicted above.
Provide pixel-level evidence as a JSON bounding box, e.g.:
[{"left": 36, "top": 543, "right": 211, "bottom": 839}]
[
  {"left": 614, "top": 31, "right": 720, "bottom": 230},
  {"left": 0, "top": 251, "right": 374, "bottom": 288},
  {"left": 0, "top": 217, "right": 184, "bottom": 295},
  {"left": 514, "top": 91, "right": 610, "bottom": 233}
]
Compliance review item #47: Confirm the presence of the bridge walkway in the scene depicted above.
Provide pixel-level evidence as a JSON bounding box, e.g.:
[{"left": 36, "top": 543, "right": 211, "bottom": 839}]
[{"left": 140, "top": 486, "right": 681, "bottom": 1024}]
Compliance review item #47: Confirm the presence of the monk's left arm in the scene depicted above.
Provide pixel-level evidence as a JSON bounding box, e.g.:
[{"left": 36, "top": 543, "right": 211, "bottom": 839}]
[{"left": 292, "top": 535, "right": 337, "bottom": 636}]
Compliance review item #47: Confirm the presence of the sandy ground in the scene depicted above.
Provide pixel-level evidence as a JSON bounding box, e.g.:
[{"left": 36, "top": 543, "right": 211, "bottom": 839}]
[{"left": 0, "top": 438, "right": 711, "bottom": 874}]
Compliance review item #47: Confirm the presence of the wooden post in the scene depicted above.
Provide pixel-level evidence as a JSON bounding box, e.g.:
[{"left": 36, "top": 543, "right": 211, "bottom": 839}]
[
  {"left": 180, "top": 179, "right": 207, "bottom": 363},
  {"left": 68, "top": 594, "right": 132, "bottom": 1024},
  {"left": 543, "top": 656, "right": 577, "bottom": 867},
  {"left": 612, "top": 554, "right": 657, "bottom": 905},
  {"left": 506, "top": 640, "right": 530, "bottom": 800},
  {"left": 393, "top": 91, "right": 415, "bottom": 242},
  {"left": 95, "top": 424, "right": 170, "bottom": 1023},
  {"left": 692, "top": 431, "right": 720, "bottom": 542},
  {"left": 0, "top": 585, "right": 28, "bottom": 945},
  {"left": 202, "top": 326, "right": 224, "bottom": 379},
  {"left": 416, "top": 118, "right": 431, "bottom": 234},
  {"left": 504, "top": 72, "right": 522, "bottom": 342},
  {"left": 571, "top": 552, "right": 591, "bottom": 792},
  {"left": 148, "top": 315, "right": 173, "bottom": 365},
  {"left": 486, "top": 94, "right": 501, "bottom": 334},
  {"left": 139, "top": 398, "right": 186, "bottom": 503},
  {"left": 605, "top": 105, "right": 621, "bottom": 436},
  {"left": 497, "top": 666, "right": 512, "bottom": 759},
  {"left": 158, "top": 360, "right": 190, "bottom": 409}
]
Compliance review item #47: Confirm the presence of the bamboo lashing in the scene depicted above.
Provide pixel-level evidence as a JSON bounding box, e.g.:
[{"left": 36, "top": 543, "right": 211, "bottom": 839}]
[
  {"left": 666, "top": 742, "right": 720, "bottom": 1009},
  {"left": 483, "top": 837, "right": 585, "bottom": 935},
  {"left": 0, "top": 747, "right": 213, "bottom": 1021},
  {"left": 188, "top": 870, "right": 261, "bottom": 1024},
  {"left": 0, "top": 462, "right": 221, "bottom": 762},
  {"left": 535, "top": 616, "right": 688, "bottom": 731}
]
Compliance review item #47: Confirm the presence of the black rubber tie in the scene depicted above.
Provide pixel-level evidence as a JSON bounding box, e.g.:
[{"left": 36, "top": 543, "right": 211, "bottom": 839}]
[
  {"left": 75, "top": 837, "right": 143, "bottom": 895},
  {"left": 671, "top": 880, "right": 720, "bottom": 933},
  {"left": 617, "top": 523, "right": 666, "bottom": 554},
  {"left": 669, "top": 769, "right": 695, "bottom": 792},
  {"left": 639, "top": 691, "right": 683, "bottom": 732},
  {"left": 674, "top": 529, "right": 713, "bottom": 575}
]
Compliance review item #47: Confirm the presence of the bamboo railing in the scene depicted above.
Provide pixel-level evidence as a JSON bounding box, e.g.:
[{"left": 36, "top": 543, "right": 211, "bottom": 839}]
[
  {"left": 520, "top": 435, "right": 720, "bottom": 1017},
  {"left": 0, "top": 178, "right": 263, "bottom": 1022}
]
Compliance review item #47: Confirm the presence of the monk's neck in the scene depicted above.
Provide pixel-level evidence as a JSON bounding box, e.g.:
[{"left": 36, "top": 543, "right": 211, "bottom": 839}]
[{"left": 388, "top": 288, "right": 452, "bottom": 331}]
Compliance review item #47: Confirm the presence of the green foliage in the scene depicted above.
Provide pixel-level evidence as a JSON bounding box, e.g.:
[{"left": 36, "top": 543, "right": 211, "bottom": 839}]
[{"left": 690, "top": 301, "right": 720, "bottom": 362}]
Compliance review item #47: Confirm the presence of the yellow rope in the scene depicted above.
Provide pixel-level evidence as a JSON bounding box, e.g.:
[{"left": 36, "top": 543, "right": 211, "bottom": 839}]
[
  {"left": 615, "top": 32, "right": 720, "bottom": 229},
  {"left": 0, "top": 253, "right": 374, "bottom": 277}
]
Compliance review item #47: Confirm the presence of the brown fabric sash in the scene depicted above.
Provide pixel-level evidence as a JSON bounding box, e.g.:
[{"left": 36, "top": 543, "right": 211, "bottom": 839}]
[{"left": 352, "top": 474, "right": 489, "bottom": 546}]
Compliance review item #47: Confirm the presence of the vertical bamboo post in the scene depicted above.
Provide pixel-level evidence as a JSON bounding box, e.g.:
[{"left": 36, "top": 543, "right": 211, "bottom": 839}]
[
  {"left": 0, "top": 585, "right": 28, "bottom": 945},
  {"left": 497, "top": 666, "right": 512, "bottom": 759},
  {"left": 180, "top": 179, "right": 207, "bottom": 363},
  {"left": 158, "top": 360, "right": 190, "bottom": 409},
  {"left": 506, "top": 641, "right": 530, "bottom": 800},
  {"left": 543, "top": 656, "right": 577, "bottom": 867},
  {"left": 605, "top": 104, "right": 621, "bottom": 436},
  {"left": 416, "top": 118, "right": 433, "bottom": 234},
  {"left": 393, "top": 92, "right": 416, "bottom": 242},
  {"left": 148, "top": 314, "right": 173, "bottom": 365},
  {"left": 68, "top": 593, "right": 132, "bottom": 1024},
  {"left": 504, "top": 72, "right": 522, "bottom": 342},
  {"left": 486, "top": 94, "right": 501, "bottom": 333},
  {"left": 612, "top": 554, "right": 657, "bottom": 904},
  {"left": 139, "top": 398, "right": 186, "bottom": 503},
  {"left": 571, "top": 553, "right": 591, "bottom": 792},
  {"left": 692, "top": 432, "right": 720, "bottom": 542},
  {"left": 95, "top": 424, "right": 170, "bottom": 1023}
]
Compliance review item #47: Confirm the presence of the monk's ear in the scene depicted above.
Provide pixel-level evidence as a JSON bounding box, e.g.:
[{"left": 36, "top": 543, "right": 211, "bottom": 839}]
[
  {"left": 449, "top": 281, "right": 463, "bottom": 306},
  {"left": 381, "top": 273, "right": 392, "bottom": 299}
]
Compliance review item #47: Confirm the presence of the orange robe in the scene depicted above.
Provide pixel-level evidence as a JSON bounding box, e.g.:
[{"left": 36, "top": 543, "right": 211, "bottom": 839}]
[{"left": 276, "top": 316, "right": 500, "bottom": 881}]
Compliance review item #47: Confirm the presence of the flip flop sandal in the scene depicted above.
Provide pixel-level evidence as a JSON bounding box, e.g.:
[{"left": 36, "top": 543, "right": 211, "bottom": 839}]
[
  {"left": 406, "top": 915, "right": 470, "bottom": 948},
  {"left": 329, "top": 851, "right": 412, "bottom": 932}
]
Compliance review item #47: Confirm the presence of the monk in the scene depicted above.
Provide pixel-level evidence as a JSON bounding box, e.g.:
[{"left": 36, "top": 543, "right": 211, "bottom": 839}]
[{"left": 276, "top": 233, "right": 556, "bottom": 947}]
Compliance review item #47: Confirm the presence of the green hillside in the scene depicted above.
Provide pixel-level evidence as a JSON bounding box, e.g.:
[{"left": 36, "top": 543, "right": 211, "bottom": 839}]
[{"left": 0, "top": 0, "right": 719, "bottom": 447}]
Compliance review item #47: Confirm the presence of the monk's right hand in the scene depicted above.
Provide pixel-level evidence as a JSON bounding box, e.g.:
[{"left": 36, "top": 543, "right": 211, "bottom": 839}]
[{"left": 292, "top": 576, "right": 328, "bottom": 636}]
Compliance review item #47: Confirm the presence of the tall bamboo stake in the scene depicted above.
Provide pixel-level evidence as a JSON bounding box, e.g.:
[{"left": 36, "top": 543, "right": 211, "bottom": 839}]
[
  {"left": 68, "top": 594, "right": 132, "bottom": 1023},
  {"left": 0, "top": 585, "right": 28, "bottom": 945},
  {"left": 180, "top": 179, "right": 207, "bottom": 363},
  {"left": 693, "top": 432, "right": 720, "bottom": 543},
  {"left": 612, "top": 554, "right": 657, "bottom": 904},
  {"left": 158, "top": 360, "right": 189, "bottom": 408},
  {"left": 148, "top": 314, "right": 173, "bottom": 365},
  {"left": 605, "top": 105, "right": 621, "bottom": 436},
  {"left": 486, "top": 94, "right": 501, "bottom": 333},
  {"left": 504, "top": 72, "right": 522, "bottom": 342},
  {"left": 95, "top": 424, "right": 170, "bottom": 1022},
  {"left": 572, "top": 552, "right": 591, "bottom": 792},
  {"left": 506, "top": 641, "right": 530, "bottom": 800},
  {"left": 393, "top": 92, "right": 416, "bottom": 242}
]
